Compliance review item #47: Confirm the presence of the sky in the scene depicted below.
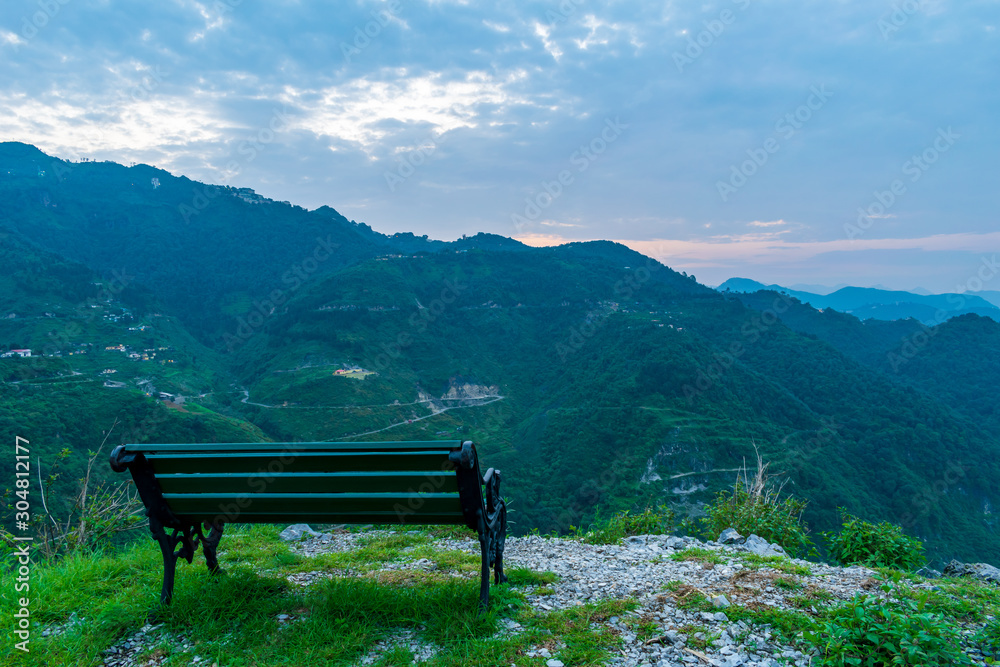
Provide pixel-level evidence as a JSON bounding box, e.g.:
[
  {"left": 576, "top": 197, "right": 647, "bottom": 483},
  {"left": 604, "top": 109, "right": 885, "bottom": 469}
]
[{"left": 1, "top": 0, "right": 998, "bottom": 292}]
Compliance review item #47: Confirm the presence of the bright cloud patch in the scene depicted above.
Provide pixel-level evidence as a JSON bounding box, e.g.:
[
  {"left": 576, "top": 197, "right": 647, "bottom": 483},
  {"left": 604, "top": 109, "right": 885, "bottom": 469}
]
[
  {"left": 0, "top": 93, "right": 225, "bottom": 160},
  {"left": 285, "top": 70, "right": 538, "bottom": 152}
]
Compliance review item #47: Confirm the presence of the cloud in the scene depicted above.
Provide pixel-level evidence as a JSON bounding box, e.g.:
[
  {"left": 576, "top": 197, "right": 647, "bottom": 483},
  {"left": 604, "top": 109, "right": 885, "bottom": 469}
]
[
  {"left": 283, "top": 69, "right": 540, "bottom": 153},
  {"left": 0, "top": 29, "right": 24, "bottom": 47},
  {"left": 624, "top": 231, "right": 1000, "bottom": 267},
  {"left": 0, "top": 0, "right": 997, "bottom": 292},
  {"left": 514, "top": 232, "right": 570, "bottom": 247}
]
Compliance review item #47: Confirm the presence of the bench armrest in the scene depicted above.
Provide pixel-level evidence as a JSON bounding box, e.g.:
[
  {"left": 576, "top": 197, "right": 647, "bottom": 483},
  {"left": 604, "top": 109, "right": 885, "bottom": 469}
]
[
  {"left": 110, "top": 444, "right": 135, "bottom": 473},
  {"left": 448, "top": 441, "right": 477, "bottom": 469}
]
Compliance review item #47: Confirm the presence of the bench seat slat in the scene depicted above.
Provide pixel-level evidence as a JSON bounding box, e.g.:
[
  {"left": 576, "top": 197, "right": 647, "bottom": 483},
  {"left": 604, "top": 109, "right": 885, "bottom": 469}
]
[
  {"left": 162, "top": 492, "right": 463, "bottom": 517},
  {"left": 147, "top": 452, "right": 454, "bottom": 475},
  {"left": 156, "top": 472, "right": 459, "bottom": 495},
  {"left": 182, "top": 512, "right": 468, "bottom": 525},
  {"left": 123, "top": 441, "right": 462, "bottom": 454}
]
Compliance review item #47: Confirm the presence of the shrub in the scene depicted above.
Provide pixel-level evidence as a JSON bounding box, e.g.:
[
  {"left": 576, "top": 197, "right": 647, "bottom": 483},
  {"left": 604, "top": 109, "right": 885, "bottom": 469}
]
[
  {"left": 805, "top": 574, "right": 970, "bottom": 666},
  {"left": 700, "top": 448, "right": 811, "bottom": 557},
  {"left": 32, "top": 421, "right": 146, "bottom": 559},
  {"left": 823, "top": 510, "right": 926, "bottom": 571},
  {"left": 583, "top": 505, "right": 674, "bottom": 545},
  {"left": 974, "top": 617, "right": 1000, "bottom": 660}
]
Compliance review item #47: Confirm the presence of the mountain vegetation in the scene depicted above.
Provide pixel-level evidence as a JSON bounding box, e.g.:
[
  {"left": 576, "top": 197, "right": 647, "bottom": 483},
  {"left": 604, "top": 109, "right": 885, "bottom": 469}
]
[
  {"left": 717, "top": 277, "right": 1000, "bottom": 324},
  {"left": 1, "top": 143, "right": 998, "bottom": 567}
]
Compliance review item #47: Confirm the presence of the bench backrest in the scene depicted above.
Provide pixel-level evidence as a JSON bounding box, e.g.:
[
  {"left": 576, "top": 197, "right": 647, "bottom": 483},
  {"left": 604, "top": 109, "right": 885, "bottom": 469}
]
[{"left": 111, "top": 440, "right": 483, "bottom": 528}]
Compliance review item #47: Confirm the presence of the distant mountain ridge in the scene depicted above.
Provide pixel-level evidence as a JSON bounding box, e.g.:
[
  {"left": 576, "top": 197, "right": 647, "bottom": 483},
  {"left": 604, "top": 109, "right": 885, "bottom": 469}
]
[{"left": 717, "top": 277, "right": 1000, "bottom": 324}]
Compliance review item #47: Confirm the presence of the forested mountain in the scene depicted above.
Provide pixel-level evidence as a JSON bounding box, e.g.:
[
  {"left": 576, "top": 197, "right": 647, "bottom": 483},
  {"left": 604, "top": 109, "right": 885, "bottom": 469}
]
[
  {"left": 2, "top": 144, "right": 998, "bottom": 565},
  {"left": 733, "top": 291, "right": 1000, "bottom": 433},
  {"left": 221, "top": 245, "right": 999, "bottom": 564},
  {"left": 717, "top": 277, "right": 1000, "bottom": 324},
  {"left": 0, "top": 227, "right": 268, "bottom": 518},
  {"left": 0, "top": 142, "right": 403, "bottom": 341}
]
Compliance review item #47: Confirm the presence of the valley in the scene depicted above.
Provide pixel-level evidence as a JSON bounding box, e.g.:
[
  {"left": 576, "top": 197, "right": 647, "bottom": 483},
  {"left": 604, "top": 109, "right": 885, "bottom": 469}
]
[{"left": 2, "top": 143, "right": 998, "bottom": 567}]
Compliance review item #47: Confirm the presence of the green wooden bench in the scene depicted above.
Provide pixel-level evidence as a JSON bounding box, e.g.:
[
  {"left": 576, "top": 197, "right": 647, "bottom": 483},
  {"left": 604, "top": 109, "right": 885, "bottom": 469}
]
[{"left": 110, "top": 440, "right": 508, "bottom": 610}]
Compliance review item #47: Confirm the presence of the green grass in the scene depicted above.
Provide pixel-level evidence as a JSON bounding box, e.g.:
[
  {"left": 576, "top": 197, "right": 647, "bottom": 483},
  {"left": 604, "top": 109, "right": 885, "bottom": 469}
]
[
  {"left": 735, "top": 552, "right": 812, "bottom": 576},
  {"left": 725, "top": 605, "right": 816, "bottom": 643},
  {"left": 4, "top": 528, "right": 637, "bottom": 667},
  {"left": 288, "top": 530, "right": 434, "bottom": 574},
  {"left": 408, "top": 545, "right": 480, "bottom": 573},
  {"left": 372, "top": 646, "right": 418, "bottom": 667},
  {"left": 667, "top": 586, "right": 714, "bottom": 612},
  {"left": 669, "top": 547, "right": 726, "bottom": 565},
  {"left": 582, "top": 505, "right": 674, "bottom": 545},
  {"left": 526, "top": 598, "right": 638, "bottom": 666},
  {"left": 418, "top": 525, "right": 476, "bottom": 540},
  {"left": 772, "top": 575, "right": 803, "bottom": 591},
  {"left": 714, "top": 571, "right": 1000, "bottom": 664},
  {"left": 804, "top": 579, "right": 971, "bottom": 667},
  {"left": 974, "top": 616, "right": 1000, "bottom": 659},
  {"left": 8, "top": 527, "right": 998, "bottom": 667},
  {"left": 675, "top": 623, "right": 719, "bottom": 651},
  {"left": 786, "top": 585, "right": 835, "bottom": 610},
  {"left": 505, "top": 567, "right": 558, "bottom": 587}
]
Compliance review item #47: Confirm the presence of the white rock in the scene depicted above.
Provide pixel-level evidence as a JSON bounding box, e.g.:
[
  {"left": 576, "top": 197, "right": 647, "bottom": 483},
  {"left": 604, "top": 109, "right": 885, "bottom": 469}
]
[{"left": 279, "top": 524, "right": 321, "bottom": 541}]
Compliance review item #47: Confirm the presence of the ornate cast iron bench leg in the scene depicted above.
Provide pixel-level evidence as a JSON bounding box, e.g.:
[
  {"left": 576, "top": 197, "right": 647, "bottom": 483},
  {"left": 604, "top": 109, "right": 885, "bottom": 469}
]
[
  {"left": 201, "top": 522, "right": 224, "bottom": 575},
  {"left": 485, "top": 469, "right": 508, "bottom": 588},
  {"left": 493, "top": 502, "right": 508, "bottom": 586},
  {"left": 149, "top": 516, "right": 197, "bottom": 607},
  {"left": 150, "top": 516, "right": 179, "bottom": 606},
  {"left": 477, "top": 513, "right": 492, "bottom": 612}
]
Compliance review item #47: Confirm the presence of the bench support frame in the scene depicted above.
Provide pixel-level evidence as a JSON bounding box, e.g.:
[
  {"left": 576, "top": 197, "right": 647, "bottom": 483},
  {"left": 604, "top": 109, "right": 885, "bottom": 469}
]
[
  {"left": 111, "top": 448, "right": 225, "bottom": 605},
  {"left": 111, "top": 441, "right": 507, "bottom": 612}
]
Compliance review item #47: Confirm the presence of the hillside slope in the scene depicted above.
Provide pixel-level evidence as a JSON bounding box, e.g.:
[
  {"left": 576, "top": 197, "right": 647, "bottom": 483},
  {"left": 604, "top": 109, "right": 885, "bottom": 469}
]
[
  {"left": 211, "top": 244, "right": 999, "bottom": 563},
  {"left": 732, "top": 291, "right": 1000, "bottom": 433},
  {"left": 0, "top": 229, "right": 268, "bottom": 523},
  {"left": 0, "top": 142, "right": 399, "bottom": 341}
]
